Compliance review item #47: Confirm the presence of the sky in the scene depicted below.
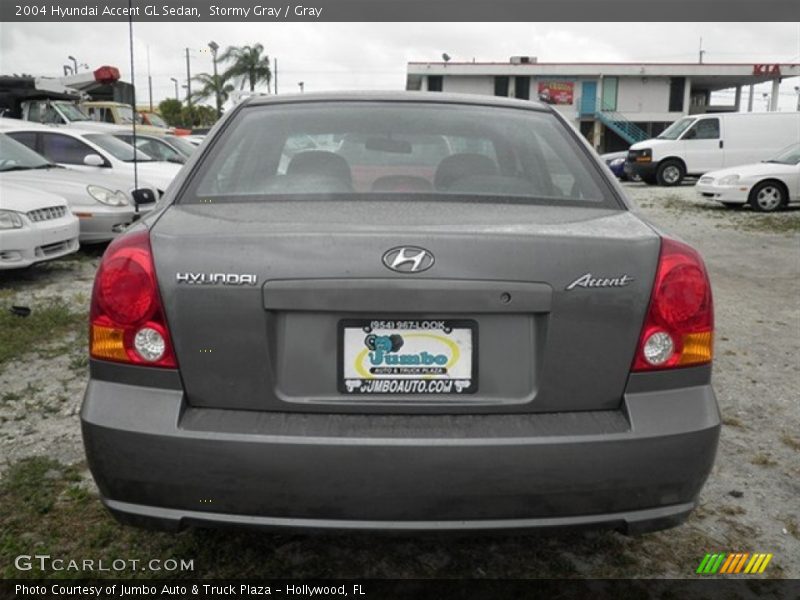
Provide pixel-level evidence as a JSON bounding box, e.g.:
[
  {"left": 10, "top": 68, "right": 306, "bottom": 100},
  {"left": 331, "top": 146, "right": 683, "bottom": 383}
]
[{"left": 1, "top": 21, "right": 799, "bottom": 109}]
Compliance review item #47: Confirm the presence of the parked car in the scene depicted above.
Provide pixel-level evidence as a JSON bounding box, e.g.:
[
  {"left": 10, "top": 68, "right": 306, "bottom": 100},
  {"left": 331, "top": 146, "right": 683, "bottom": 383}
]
[
  {"left": 81, "top": 101, "right": 166, "bottom": 136},
  {"left": 625, "top": 112, "right": 800, "bottom": 186},
  {"left": 0, "top": 181, "right": 79, "bottom": 269},
  {"left": 182, "top": 134, "right": 206, "bottom": 147},
  {"left": 601, "top": 150, "right": 640, "bottom": 182},
  {"left": 0, "top": 133, "right": 157, "bottom": 243},
  {"left": 11, "top": 99, "right": 125, "bottom": 133},
  {"left": 0, "top": 66, "right": 125, "bottom": 133},
  {"left": 0, "top": 124, "right": 182, "bottom": 192},
  {"left": 113, "top": 133, "right": 196, "bottom": 164},
  {"left": 82, "top": 92, "right": 718, "bottom": 535},
  {"left": 696, "top": 142, "right": 800, "bottom": 212},
  {"left": 138, "top": 110, "right": 191, "bottom": 136}
]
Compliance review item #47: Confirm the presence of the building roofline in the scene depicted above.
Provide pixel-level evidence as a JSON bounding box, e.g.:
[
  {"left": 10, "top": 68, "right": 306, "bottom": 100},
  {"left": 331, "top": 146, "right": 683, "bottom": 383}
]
[{"left": 408, "top": 61, "right": 800, "bottom": 67}]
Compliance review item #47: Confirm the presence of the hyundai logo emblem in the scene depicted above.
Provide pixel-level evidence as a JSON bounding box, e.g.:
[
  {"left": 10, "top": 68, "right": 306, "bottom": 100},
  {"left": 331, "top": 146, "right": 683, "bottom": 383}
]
[{"left": 382, "top": 246, "right": 435, "bottom": 273}]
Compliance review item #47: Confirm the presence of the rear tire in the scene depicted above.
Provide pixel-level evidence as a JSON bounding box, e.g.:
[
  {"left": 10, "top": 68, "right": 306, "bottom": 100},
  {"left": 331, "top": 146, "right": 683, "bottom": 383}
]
[
  {"left": 656, "top": 160, "right": 685, "bottom": 186},
  {"left": 748, "top": 181, "right": 787, "bottom": 213}
]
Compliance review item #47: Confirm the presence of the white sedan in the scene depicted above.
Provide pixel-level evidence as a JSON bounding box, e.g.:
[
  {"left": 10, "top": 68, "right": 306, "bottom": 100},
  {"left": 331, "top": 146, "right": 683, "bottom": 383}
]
[
  {"left": 0, "top": 133, "right": 157, "bottom": 243},
  {"left": 0, "top": 182, "right": 80, "bottom": 270},
  {"left": 696, "top": 143, "right": 800, "bottom": 212},
  {"left": 0, "top": 122, "right": 182, "bottom": 193}
]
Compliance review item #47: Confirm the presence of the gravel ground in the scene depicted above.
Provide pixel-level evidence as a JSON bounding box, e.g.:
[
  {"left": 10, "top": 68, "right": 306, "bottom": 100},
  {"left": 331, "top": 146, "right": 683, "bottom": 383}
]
[
  {"left": 0, "top": 183, "right": 798, "bottom": 579},
  {"left": 0, "top": 254, "right": 97, "bottom": 471},
  {"left": 626, "top": 183, "right": 800, "bottom": 576}
]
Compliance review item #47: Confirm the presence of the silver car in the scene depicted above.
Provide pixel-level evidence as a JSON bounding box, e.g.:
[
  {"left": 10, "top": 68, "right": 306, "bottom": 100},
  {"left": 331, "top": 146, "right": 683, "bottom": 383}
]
[
  {"left": 82, "top": 93, "right": 719, "bottom": 534},
  {"left": 113, "top": 133, "right": 197, "bottom": 165},
  {"left": 0, "top": 133, "right": 158, "bottom": 242},
  {"left": 0, "top": 182, "right": 80, "bottom": 269}
]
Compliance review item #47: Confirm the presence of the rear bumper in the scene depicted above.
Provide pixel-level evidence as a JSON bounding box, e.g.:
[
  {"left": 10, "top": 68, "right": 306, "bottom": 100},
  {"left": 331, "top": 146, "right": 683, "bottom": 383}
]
[
  {"left": 81, "top": 368, "right": 720, "bottom": 534},
  {"left": 103, "top": 497, "right": 695, "bottom": 535}
]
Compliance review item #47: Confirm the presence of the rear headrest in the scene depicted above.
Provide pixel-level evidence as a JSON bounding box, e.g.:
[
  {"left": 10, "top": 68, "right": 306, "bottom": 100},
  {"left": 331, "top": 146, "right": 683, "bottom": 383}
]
[
  {"left": 434, "top": 153, "right": 498, "bottom": 190},
  {"left": 371, "top": 175, "right": 433, "bottom": 192},
  {"left": 287, "top": 151, "right": 352, "bottom": 185}
]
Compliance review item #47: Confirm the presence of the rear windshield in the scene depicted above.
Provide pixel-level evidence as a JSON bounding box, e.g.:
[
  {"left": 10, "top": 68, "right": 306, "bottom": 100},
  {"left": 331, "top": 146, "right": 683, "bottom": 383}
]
[{"left": 185, "top": 102, "right": 612, "bottom": 205}]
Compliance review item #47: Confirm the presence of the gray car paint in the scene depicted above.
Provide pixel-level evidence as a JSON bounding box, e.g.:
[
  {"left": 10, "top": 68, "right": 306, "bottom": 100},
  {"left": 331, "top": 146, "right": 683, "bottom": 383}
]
[
  {"left": 82, "top": 93, "right": 719, "bottom": 533},
  {"left": 82, "top": 365, "right": 718, "bottom": 533},
  {"left": 150, "top": 202, "right": 658, "bottom": 414}
]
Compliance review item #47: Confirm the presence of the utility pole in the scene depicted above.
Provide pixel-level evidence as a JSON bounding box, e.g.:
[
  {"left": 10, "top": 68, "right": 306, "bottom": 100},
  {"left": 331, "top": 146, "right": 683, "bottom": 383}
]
[
  {"left": 208, "top": 40, "right": 221, "bottom": 118},
  {"left": 274, "top": 58, "right": 278, "bottom": 94},
  {"left": 185, "top": 48, "right": 192, "bottom": 107},
  {"left": 698, "top": 37, "right": 705, "bottom": 64},
  {"left": 147, "top": 45, "right": 153, "bottom": 111},
  {"left": 170, "top": 78, "right": 179, "bottom": 101}
]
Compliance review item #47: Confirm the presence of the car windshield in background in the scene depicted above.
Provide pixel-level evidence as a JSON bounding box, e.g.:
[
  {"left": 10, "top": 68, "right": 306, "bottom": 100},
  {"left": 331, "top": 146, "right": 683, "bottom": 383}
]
[
  {"left": 766, "top": 143, "right": 800, "bottom": 165},
  {"left": 146, "top": 113, "right": 168, "bottom": 128},
  {"left": 189, "top": 102, "right": 608, "bottom": 204},
  {"left": 0, "top": 133, "right": 53, "bottom": 171},
  {"left": 116, "top": 105, "right": 139, "bottom": 124},
  {"left": 84, "top": 133, "right": 154, "bottom": 162},
  {"left": 165, "top": 135, "right": 197, "bottom": 157},
  {"left": 115, "top": 135, "right": 183, "bottom": 162},
  {"left": 55, "top": 101, "right": 91, "bottom": 122},
  {"left": 657, "top": 117, "right": 695, "bottom": 140}
]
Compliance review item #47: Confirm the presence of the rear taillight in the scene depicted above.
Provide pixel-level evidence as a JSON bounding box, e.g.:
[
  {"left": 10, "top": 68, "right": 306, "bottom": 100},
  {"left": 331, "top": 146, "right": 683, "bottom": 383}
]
[
  {"left": 632, "top": 238, "right": 713, "bottom": 371},
  {"left": 90, "top": 230, "right": 177, "bottom": 368}
]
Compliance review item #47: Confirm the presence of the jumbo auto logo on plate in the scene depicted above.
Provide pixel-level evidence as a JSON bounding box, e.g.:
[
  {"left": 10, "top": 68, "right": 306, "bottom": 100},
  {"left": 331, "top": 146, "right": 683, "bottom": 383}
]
[{"left": 340, "top": 320, "right": 476, "bottom": 395}]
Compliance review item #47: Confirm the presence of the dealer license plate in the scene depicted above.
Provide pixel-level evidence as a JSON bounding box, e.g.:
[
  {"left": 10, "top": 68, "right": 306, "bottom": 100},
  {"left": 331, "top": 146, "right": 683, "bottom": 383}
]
[{"left": 339, "top": 319, "right": 477, "bottom": 395}]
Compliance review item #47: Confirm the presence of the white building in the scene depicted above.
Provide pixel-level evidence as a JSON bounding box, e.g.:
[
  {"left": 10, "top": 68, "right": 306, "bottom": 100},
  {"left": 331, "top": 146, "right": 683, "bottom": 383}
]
[{"left": 406, "top": 59, "right": 800, "bottom": 152}]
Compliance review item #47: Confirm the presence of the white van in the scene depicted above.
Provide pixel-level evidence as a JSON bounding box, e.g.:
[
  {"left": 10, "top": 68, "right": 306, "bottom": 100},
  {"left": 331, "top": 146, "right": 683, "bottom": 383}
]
[{"left": 625, "top": 112, "right": 800, "bottom": 186}]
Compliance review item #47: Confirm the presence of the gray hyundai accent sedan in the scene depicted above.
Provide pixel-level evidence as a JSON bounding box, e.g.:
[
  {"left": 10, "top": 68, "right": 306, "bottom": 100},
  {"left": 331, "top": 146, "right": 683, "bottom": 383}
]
[{"left": 81, "top": 92, "right": 719, "bottom": 534}]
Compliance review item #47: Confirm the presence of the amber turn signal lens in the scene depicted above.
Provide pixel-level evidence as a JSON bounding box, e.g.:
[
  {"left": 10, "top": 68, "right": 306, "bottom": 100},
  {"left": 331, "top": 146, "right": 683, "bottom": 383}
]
[
  {"left": 678, "top": 331, "right": 714, "bottom": 366},
  {"left": 90, "top": 324, "right": 128, "bottom": 361}
]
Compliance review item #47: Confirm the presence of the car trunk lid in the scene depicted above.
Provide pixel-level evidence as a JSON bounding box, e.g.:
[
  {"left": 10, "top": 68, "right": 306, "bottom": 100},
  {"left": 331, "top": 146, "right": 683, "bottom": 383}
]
[{"left": 151, "top": 199, "right": 660, "bottom": 414}]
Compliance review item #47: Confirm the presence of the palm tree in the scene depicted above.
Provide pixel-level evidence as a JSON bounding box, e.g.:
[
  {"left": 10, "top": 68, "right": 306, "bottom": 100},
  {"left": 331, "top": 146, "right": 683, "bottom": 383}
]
[
  {"left": 189, "top": 73, "right": 234, "bottom": 106},
  {"left": 219, "top": 43, "right": 272, "bottom": 93}
]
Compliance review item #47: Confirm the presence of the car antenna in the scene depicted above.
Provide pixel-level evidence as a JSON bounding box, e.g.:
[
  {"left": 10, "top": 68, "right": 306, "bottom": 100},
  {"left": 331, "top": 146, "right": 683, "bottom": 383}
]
[{"left": 127, "top": 0, "right": 139, "bottom": 212}]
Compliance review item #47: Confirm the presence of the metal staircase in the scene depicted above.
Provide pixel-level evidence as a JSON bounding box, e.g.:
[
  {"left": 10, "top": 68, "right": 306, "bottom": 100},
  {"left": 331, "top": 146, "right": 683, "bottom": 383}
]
[{"left": 594, "top": 101, "right": 650, "bottom": 145}]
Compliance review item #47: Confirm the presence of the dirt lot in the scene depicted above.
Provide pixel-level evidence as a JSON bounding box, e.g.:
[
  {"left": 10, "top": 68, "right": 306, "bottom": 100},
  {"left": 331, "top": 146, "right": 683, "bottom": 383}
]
[{"left": 0, "top": 184, "right": 798, "bottom": 580}]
